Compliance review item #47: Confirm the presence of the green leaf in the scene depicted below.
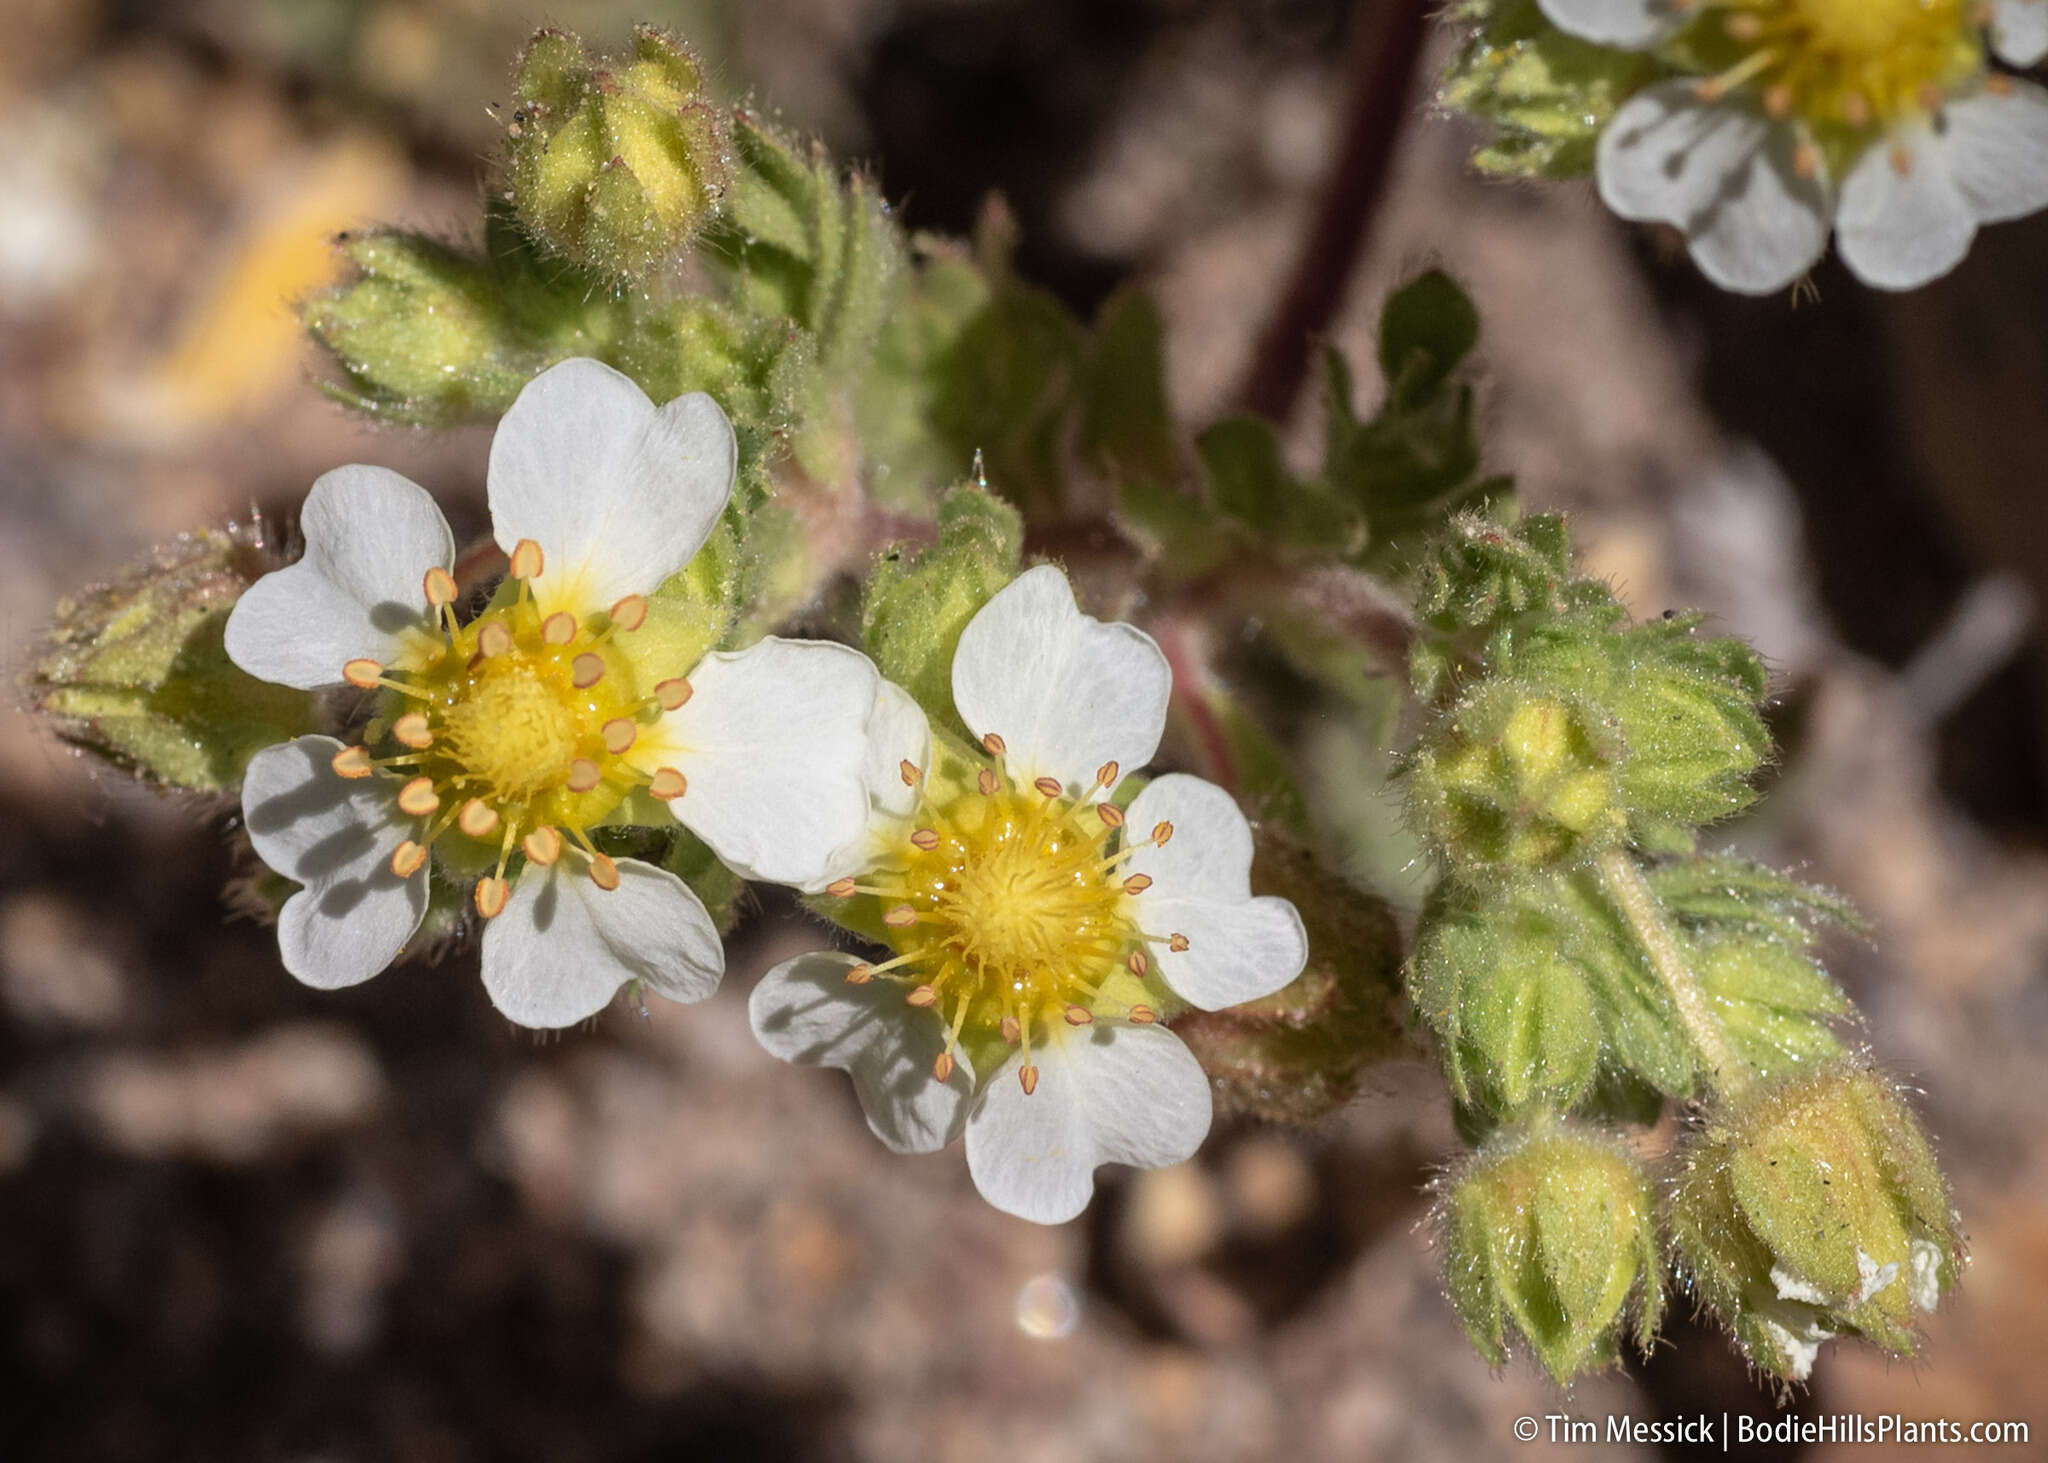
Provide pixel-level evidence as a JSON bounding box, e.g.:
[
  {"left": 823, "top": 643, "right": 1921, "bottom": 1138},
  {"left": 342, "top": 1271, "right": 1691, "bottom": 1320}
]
[{"left": 1378, "top": 270, "right": 1481, "bottom": 409}]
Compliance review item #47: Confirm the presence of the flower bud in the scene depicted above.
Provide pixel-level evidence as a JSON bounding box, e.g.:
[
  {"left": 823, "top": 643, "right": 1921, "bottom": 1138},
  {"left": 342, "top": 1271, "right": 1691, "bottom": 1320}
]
[
  {"left": 505, "top": 25, "right": 729, "bottom": 278},
  {"left": 1668, "top": 1065, "right": 1963, "bottom": 1383},
  {"left": 1439, "top": 1120, "right": 1664, "bottom": 1384},
  {"left": 1505, "top": 616, "right": 1769, "bottom": 854},
  {"left": 26, "top": 526, "right": 316, "bottom": 792},
  {"left": 1411, "top": 885, "right": 1600, "bottom": 1118},
  {"left": 861, "top": 483, "right": 1022, "bottom": 730},
  {"left": 1407, "top": 678, "right": 1627, "bottom": 874},
  {"left": 306, "top": 227, "right": 564, "bottom": 424}
]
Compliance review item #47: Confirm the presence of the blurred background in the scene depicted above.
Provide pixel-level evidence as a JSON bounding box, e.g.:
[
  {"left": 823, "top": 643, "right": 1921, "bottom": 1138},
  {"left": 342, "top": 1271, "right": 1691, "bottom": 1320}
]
[{"left": 5, "top": 1, "right": 2048, "bottom": 1458}]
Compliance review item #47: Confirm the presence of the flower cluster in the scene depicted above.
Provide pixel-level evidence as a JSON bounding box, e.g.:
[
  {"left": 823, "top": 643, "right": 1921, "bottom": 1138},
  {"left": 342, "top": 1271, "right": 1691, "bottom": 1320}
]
[
  {"left": 223, "top": 363, "right": 1306, "bottom": 1223},
  {"left": 1533, "top": 0, "right": 2048, "bottom": 291}
]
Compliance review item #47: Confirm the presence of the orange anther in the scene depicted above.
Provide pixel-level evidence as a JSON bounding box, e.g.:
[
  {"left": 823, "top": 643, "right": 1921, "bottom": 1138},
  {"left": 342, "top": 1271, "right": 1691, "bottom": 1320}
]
[
  {"left": 508, "top": 539, "right": 545, "bottom": 580},
  {"left": 649, "top": 767, "right": 687, "bottom": 801},
  {"left": 397, "top": 777, "right": 440, "bottom": 817}
]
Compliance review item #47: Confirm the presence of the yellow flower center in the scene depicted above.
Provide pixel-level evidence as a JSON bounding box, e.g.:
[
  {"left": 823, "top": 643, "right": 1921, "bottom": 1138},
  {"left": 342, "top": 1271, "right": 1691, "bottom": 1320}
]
[
  {"left": 895, "top": 785, "right": 1129, "bottom": 1027},
  {"left": 413, "top": 605, "right": 640, "bottom": 824},
  {"left": 1704, "top": 0, "right": 1979, "bottom": 130},
  {"left": 837, "top": 745, "right": 1181, "bottom": 1094},
  {"left": 331, "top": 543, "right": 696, "bottom": 915}
]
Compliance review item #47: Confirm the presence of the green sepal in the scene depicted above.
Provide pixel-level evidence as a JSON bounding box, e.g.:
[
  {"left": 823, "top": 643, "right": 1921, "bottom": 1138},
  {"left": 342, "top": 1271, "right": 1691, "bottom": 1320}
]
[
  {"left": 1668, "top": 1064, "right": 1964, "bottom": 1384},
  {"left": 1439, "top": 0, "right": 1659, "bottom": 180},
  {"left": 304, "top": 214, "right": 628, "bottom": 427},
  {"left": 1411, "top": 883, "right": 1601, "bottom": 1118},
  {"left": 26, "top": 526, "right": 317, "bottom": 792},
  {"left": 1440, "top": 1118, "right": 1665, "bottom": 1384},
  {"left": 504, "top": 24, "right": 729, "bottom": 280},
  {"left": 1405, "top": 678, "right": 1629, "bottom": 875},
  {"left": 859, "top": 485, "right": 1023, "bottom": 735}
]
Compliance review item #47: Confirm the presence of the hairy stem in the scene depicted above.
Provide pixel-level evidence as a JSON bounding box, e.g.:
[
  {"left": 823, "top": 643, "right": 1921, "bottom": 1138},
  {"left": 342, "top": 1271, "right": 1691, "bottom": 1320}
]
[{"left": 1594, "top": 847, "right": 1749, "bottom": 1097}]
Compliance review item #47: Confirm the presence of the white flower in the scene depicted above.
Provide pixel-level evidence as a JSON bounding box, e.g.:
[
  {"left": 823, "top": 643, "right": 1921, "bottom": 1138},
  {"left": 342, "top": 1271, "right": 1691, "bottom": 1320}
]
[
  {"left": 1539, "top": 0, "right": 2048, "bottom": 292},
  {"left": 750, "top": 565, "right": 1309, "bottom": 1224},
  {"left": 229, "top": 358, "right": 877, "bottom": 1027}
]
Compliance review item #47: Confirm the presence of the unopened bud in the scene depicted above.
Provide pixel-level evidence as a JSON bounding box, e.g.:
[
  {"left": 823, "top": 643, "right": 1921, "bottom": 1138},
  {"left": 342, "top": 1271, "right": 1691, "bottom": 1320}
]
[
  {"left": 506, "top": 25, "right": 730, "bottom": 278},
  {"left": 1439, "top": 1120, "right": 1663, "bottom": 1385},
  {"left": 1668, "top": 1064, "right": 1962, "bottom": 1383}
]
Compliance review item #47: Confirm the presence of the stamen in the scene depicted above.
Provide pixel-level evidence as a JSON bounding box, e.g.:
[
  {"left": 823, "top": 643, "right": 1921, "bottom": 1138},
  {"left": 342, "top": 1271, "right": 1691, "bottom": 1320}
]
[
  {"left": 906, "top": 984, "right": 938, "bottom": 1008},
  {"left": 1127, "top": 950, "right": 1150, "bottom": 976},
  {"left": 423, "top": 566, "right": 458, "bottom": 607},
  {"left": 508, "top": 539, "right": 545, "bottom": 580},
  {"left": 1097, "top": 803, "right": 1125, "bottom": 830},
  {"left": 845, "top": 964, "right": 873, "bottom": 985},
  {"left": 649, "top": 767, "right": 687, "bottom": 801},
  {"left": 542, "top": 612, "right": 578, "bottom": 645},
  {"left": 571, "top": 653, "right": 606, "bottom": 688},
  {"left": 1123, "top": 873, "right": 1153, "bottom": 895},
  {"left": 1033, "top": 776, "right": 1063, "bottom": 799},
  {"left": 1063, "top": 1005, "right": 1093, "bottom": 1027},
  {"left": 933, "top": 1051, "right": 956, "bottom": 1082},
  {"left": 566, "top": 759, "right": 602, "bottom": 794},
  {"left": 522, "top": 826, "right": 562, "bottom": 866},
  {"left": 826, "top": 878, "right": 858, "bottom": 899},
  {"left": 1152, "top": 821, "right": 1174, "bottom": 846},
  {"left": 1169, "top": 933, "right": 1189, "bottom": 952},
  {"left": 1000, "top": 1016, "right": 1021, "bottom": 1045},
  {"left": 1128, "top": 1005, "right": 1156, "bottom": 1024},
  {"left": 588, "top": 853, "right": 621, "bottom": 891},
  {"left": 457, "top": 799, "right": 500, "bottom": 839},
  {"left": 393, "top": 712, "right": 433, "bottom": 750},
  {"left": 1095, "top": 760, "right": 1119, "bottom": 789},
  {"left": 981, "top": 732, "right": 1007, "bottom": 757},
  {"left": 898, "top": 759, "right": 923, "bottom": 788},
  {"left": 475, "top": 876, "right": 510, "bottom": 919},
  {"left": 390, "top": 840, "right": 428, "bottom": 878},
  {"left": 602, "top": 718, "right": 638, "bottom": 754},
  {"left": 910, "top": 828, "right": 940, "bottom": 851},
  {"left": 977, "top": 770, "right": 999, "bottom": 796},
  {"left": 342, "top": 658, "right": 383, "bottom": 689},
  {"left": 608, "top": 594, "right": 648, "bottom": 631},
  {"left": 477, "top": 621, "right": 513, "bottom": 659},
  {"left": 654, "top": 677, "right": 692, "bottom": 710},
  {"left": 1019, "top": 1064, "right": 1039, "bottom": 1096},
  {"left": 883, "top": 903, "right": 919, "bottom": 928},
  {"left": 397, "top": 777, "right": 440, "bottom": 817},
  {"left": 331, "top": 745, "right": 375, "bottom": 780}
]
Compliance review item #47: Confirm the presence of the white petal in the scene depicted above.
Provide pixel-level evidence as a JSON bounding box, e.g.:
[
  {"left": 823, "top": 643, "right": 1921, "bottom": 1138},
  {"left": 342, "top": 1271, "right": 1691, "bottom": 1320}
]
[
  {"left": 950, "top": 565, "right": 1170, "bottom": 793},
  {"left": 807, "top": 680, "right": 935, "bottom": 892},
  {"left": 486, "top": 358, "right": 737, "bottom": 615},
  {"left": 1944, "top": 82, "right": 2048, "bottom": 225},
  {"left": 862, "top": 680, "right": 932, "bottom": 824},
  {"left": 1597, "top": 84, "right": 1831, "bottom": 296},
  {"left": 1120, "top": 774, "right": 1308, "bottom": 1009},
  {"left": 748, "top": 951, "right": 973, "bottom": 1154},
  {"left": 964, "top": 1024, "right": 1211, "bottom": 1225},
  {"left": 224, "top": 466, "right": 452, "bottom": 689},
  {"left": 242, "top": 736, "right": 427, "bottom": 990},
  {"left": 648, "top": 637, "right": 878, "bottom": 887},
  {"left": 1837, "top": 129, "right": 1976, "bottom": 290},
  {"left": 1536, "top": 0, "right": 1677, "bottom": 48},
  {"left": 481, "top": 857, "right": 722, "bottom": 1029},
  {"left": 1993, "top": 0, "right": 2048, "bottom": 68}
]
